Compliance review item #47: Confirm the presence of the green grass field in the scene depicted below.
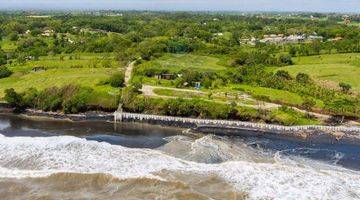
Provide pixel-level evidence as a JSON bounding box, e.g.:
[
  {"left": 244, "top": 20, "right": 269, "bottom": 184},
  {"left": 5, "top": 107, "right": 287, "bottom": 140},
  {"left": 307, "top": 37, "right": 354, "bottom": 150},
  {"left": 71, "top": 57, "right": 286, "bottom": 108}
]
[
  {"left": 10, "top": 54, "right": 119, "bottom": 73},
  {"left": 134, "top": 53, "right": 229, "bottom": 86},
  {"left": 0, "top": 53, "right": 122, "bottom": 108},
  {"left": 232, "top": 84, "right": 324, "bottom": 108},
  {"left": 137, "top": 53, "right": 228, "bottom": 73},
  {"left": 278, "top": 53, "right": 360, "bottom": 93}
]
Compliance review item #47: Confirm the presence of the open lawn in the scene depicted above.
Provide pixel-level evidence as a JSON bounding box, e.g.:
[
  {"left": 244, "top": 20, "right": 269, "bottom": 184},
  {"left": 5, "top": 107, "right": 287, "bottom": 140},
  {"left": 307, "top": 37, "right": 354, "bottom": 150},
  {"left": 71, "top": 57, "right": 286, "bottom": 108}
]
[
  {"left": 0, "top": 53, "right": 122, "bottom": 108},
  {"left": 0, "top": 68, "right": 117, "bottom": 96},
  {"left": 134, "top": 53, "right": 229, "bottom": 86},
  {"left": 137, "top": 53, "right": 228, "bottom": 73},
  {"left": 278, "top": 53, "right": 360, "bottom": 92},
  {"left": 9, "top": 54, "right": 119, "bottom": 73},
  {"left": 232, "top": 84, "right": 324, "bottom": 108}
]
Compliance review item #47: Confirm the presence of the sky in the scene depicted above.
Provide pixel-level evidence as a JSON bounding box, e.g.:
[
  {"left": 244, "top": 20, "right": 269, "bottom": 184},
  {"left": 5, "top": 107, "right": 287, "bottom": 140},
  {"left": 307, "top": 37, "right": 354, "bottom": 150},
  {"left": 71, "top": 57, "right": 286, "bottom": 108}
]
[{"left": 1, "top": 0, "right": 360, "bottom": 12}]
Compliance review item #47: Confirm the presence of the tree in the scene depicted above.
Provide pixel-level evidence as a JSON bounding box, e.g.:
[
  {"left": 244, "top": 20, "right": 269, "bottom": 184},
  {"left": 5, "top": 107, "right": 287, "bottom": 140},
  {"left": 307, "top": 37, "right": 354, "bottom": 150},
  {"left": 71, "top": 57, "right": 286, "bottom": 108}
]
[
  {"left": 4, "top": 88, "right": 25, "bottom": 111},
  {"left": 108, "top": 72, "right": 125, "bottom": 88},
  {"left": 289, "top": 46, "right": 297, "bottom": 57},
  {"left": 275, "top": 70, "right": 292, "bottom": 80},
  {"left": 0, "top": 67, "right": 12, "bottom": 79},
  {"left": 339, "top": 82, "right": 352, "bottom": 93},
  {"left": 9, "top": 32, "right": 19, "bottom": 41},
  {"left": 296, "top": 73, "right": 311, "bottom": 84},
  {"left": 302, "top": 97, "right": 316, "bottom": 111},
  {"left": 0, "top": 50, "right": 7, "bottom": 66},
  {"left": 279, "top": 54, "right": 293, "bottom": 65}
]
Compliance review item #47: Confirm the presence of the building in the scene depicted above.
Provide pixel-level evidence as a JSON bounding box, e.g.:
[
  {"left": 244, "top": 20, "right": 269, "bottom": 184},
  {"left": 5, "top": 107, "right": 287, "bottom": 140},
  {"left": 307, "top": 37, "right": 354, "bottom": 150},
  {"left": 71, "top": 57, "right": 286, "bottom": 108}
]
[
  {"left": 307, "top": 35, "right": 323, "bottom": 42},
  {"left": 154, "top": 74, "right": 174, "bottom": 80},
  {"left": 328, "top": 37, "right": 343, "bottom": 42},
  {"left": 41, "top": 29, "right": 55, "bottom": 37},
  {"left": 285, "top": 35, "right": 306, "bottom": 43},
  {"left": 240, "top": 37, "right": 257, "bottom": 46}
]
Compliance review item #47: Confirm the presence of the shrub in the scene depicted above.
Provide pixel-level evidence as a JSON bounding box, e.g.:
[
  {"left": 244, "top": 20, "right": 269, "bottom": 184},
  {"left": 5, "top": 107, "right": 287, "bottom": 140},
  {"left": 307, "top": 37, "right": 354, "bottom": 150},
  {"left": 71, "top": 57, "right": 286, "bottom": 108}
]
[
  {"left": 63, "top": 88, "right": 92, "bottom": 114},
  {"left": 108, "top": 72, "right": 125, "bottom": 88},
  {"left": 279, "top": 54, "right": 293, "bottom": 65},
  {"left": 302, "top": 97, "right": 316, "bottom": 111},
  {"left": 275, "top": 70, "right": 292, "bottom": 80},
  {"left": 339, "top": 82, "right": 352, "bottom": 93},
  {"left": 0, "top": 67, "right": 12, "bottom": 79},
  {"left": 9, "top": 32, "right": 19, "bottom": 41},
  {"left": 4, "top": 88, "right": 25, "bottom": 111},
  {"left": 0, "top": 50, "right": 7, "bottom": 65},
  {"left": 296, "top": 73, "right": 311, "bottom": 84}
]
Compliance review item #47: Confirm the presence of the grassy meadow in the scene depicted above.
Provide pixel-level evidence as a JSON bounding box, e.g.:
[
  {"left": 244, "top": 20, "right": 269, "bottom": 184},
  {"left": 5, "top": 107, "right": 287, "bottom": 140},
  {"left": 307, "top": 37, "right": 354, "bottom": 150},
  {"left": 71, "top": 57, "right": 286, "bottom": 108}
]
[
  {"left": 0, "top": 53, "right": 123, "bottom": 109},
  {"left": 278, "top": 53, "right": 360, "bottom": 93},
  {"left": 232, "top": 84, "right": 324, "bottom": 108},
  {"left": 137, "top": 53, "right": 228, "bottom": 73}
]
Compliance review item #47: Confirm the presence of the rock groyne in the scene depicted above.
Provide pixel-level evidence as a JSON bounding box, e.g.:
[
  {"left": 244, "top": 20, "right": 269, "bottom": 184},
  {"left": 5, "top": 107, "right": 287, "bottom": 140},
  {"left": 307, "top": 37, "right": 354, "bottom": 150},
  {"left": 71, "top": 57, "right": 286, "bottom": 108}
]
[{"left": 114, "top": 112, "right": 360, "bottom": 144}]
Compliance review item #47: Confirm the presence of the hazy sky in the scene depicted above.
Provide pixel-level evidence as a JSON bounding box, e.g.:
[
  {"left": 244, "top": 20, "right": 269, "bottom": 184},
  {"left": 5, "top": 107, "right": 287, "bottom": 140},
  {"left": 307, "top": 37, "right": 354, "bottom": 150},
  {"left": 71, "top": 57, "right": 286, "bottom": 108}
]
[{"left": 1, "top": 0, "right": 360, "bottom": 12}]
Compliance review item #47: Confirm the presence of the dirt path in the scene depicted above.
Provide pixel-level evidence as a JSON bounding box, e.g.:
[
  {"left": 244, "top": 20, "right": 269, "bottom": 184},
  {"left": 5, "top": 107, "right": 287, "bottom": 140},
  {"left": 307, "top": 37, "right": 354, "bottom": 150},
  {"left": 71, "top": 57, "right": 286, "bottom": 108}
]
[{"left": 124, "top": 61, "right": 136, "bottom": 86}]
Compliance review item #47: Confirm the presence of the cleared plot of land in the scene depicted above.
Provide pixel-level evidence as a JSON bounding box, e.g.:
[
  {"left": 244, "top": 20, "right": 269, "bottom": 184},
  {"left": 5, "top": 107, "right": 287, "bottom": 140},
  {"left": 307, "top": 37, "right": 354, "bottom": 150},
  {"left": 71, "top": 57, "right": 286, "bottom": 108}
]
[
  {"left": 280, "top": 53, "right": 360, "bottom": 92},
  {"left": 0, "top": 53, "right": 122, "bottom": 108},
  {"left": 137, "top": 53, "right": 228, "bottom": 73},
  {"left": 232, "top": 84, "right": 324, "bottom": 108},
  {"left": 10, "top": 53, "right": 118, "bottom": 72},
  {"left": 293, "top": 53, "right": 360, "bottom": 65},
  {"left": 0, "top": 68, "right": 117, "bottom": 96}
]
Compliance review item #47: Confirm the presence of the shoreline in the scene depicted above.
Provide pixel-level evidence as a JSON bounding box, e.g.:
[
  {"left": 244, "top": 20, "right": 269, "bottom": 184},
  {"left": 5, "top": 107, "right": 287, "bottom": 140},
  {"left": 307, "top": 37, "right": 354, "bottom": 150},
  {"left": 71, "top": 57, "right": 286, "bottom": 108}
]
[
  {"left": 1, "top": 106, "right": 360, "bottom": 144},
  {"left": 115, "top": 112, "right": 360, "bottom": 145}
]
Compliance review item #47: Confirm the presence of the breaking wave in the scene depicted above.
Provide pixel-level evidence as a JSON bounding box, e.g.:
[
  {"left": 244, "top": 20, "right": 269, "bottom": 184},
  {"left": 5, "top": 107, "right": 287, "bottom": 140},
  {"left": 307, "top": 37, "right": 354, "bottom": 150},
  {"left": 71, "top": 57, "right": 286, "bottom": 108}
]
[{"left": 0, "top": 134, "right": 359, "bottom": 199}]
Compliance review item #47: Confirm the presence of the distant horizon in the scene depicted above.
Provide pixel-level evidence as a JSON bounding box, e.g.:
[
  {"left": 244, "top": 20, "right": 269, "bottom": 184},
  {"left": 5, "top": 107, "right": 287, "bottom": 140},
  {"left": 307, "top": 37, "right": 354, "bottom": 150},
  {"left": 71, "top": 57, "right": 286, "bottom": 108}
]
[
  {"left": 1, "top": 0, "right": 360, "bottom": 13},
  {"left": 1, "top": 9, "right": 359, "bottom": 14}
]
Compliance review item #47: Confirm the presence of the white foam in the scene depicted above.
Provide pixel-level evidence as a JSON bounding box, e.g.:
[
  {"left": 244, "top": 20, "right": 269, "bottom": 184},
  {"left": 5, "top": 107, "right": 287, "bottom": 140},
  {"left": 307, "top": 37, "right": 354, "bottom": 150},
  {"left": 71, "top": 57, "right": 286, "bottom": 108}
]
[{"left": 0, "top": 134, "right": 359, "bottom": 200}]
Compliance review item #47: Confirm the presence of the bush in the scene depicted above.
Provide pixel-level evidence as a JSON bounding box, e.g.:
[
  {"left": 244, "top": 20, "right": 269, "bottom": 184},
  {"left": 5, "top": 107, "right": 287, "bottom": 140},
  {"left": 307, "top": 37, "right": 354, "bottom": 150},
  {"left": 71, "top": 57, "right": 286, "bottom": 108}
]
[
  {"left": 4, "top": 88, "right": 25, "bottom": 111},
  {"left": 63, "top": 88, "right": 92, "bottom": 114},
  {"left": 0, "top": 50, "right": 7, "bottom": 65},
  {"left": 9, "top": 32, "right": 19, "bottom": 41},
  {"left": 339, "top": 82, "right": 352, "bottom": 93},
  {"left": 109, "top": 72, "right": 125, "bottom": 88},
  {"left": 302, "top": 97, "right": 316, "bottom": 111},
  {"left": 275, "top": 70, "right": 292, "bottom": 80},
  {"left": 0, "top": 67, "right": 12, "bottom": 79},
  {"left": 296, "top": 73, "right": 311, "bottom": 84},
  {"left": 279, "top": 54, "right": 293, "bottom": 65}
]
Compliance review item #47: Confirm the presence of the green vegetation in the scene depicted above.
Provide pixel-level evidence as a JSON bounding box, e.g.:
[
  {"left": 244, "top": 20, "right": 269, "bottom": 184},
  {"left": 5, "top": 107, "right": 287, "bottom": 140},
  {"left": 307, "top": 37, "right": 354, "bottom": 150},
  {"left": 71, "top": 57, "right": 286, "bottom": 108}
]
[
  {"left": 0, "top": 11, "right": 358, "bottom": 124},
  {"left": 233, "top": 84, "right": 324, "bottom": 108},
  {"left": 0, "top": 38, "right": 17, "bottom": 52},
  {"left": 278, "top": 53, "right": 360, "bottom": 92},
  {"left": 122, "top": 86, "right": 320, "bottom": 125},
  {"left": 270, "top": 106, "right": 320, "bottom": 126},
  {"left": 0, "top": 67, "right": 12, "bottom": 79},
  {"left": 154, "top": 88, "right": 206, "bottom": 99},
  {"left": 5, "top": 84, "right": 119, "bottom": 113},
  {"left": 0, "top": 53, "right": 123, "bottom": 109}
]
